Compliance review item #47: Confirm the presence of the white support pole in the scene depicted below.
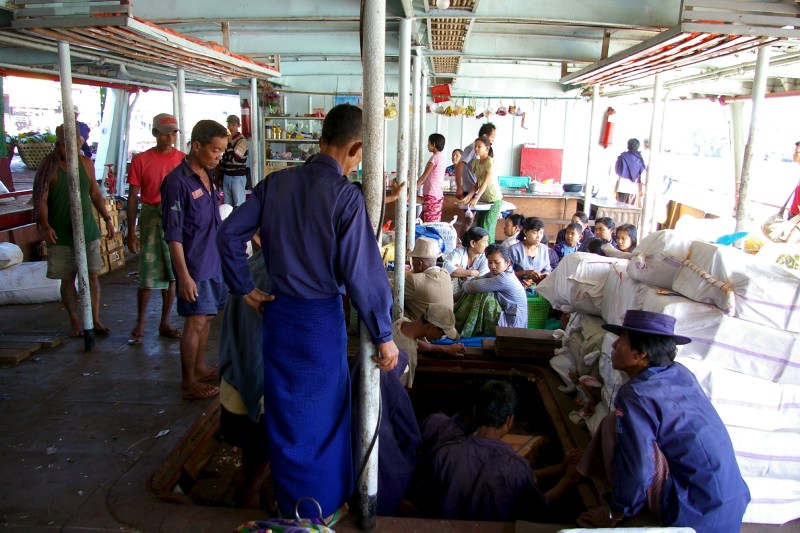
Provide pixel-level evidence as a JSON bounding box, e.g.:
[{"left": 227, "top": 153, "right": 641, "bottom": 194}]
[
  {"left": 408, "top": 53, "right": 422, "bottom": 251},
  {"left": 176, "top": 68, "right": 186, "bottom": 152},
  {"left": 358, "top": 0, "right": 385, "bottom": 528},
  {"left": 641, "top": 74, "right": 664, "bottom": 239},
  {"left": 117, "top": 91, "right": 139, "bottom": 195},
  {"left": 736, "top": 45, "right": 770, "bottom": 232},
  {"left": 419, "top": 69, "right": 428, "bottom": 176},
  {"left": 250, "top": 77, "right": 261, "bottom": 185},
  {"left": 114, "top": 92, "right": 129, "bottom": 197},
  {"left": 583, "top": 84, "right": 600, "bottom": 216},
  {"left": 58, "top": 40, "right": 95, "bottom": 351},
  {"left": 393, "top": 18, "right": 412, "bottom": 321}
]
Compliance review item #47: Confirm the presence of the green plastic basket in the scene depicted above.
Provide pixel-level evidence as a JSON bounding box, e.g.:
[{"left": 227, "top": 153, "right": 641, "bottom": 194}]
[
  {"left": 527, "top": 293, "right": 551, "bottom": 329},
  {"left": 499, "top": 176, "right": 531, "bottom": 188}
]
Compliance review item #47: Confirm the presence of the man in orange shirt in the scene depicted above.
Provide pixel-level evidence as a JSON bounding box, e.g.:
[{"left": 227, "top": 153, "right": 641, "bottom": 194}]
[{"left": 126, "top": 113, "right": 185, "bottom": 344}]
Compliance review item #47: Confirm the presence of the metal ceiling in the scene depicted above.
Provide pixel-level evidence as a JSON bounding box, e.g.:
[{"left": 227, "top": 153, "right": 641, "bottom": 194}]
[{"left": 2, "top": 0, "right": 800, "bottom": 98}]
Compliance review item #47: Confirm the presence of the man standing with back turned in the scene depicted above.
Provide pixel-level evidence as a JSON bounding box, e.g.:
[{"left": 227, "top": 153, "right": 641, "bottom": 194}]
[
  {"left": 217, "top": 104, "right": 398, "bottom": 521},
  {"left": 127, "top": 113, "right": 184, "bottom": 344}
]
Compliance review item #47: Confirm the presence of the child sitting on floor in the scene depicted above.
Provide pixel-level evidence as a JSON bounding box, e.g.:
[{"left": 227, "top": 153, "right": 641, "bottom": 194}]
[
  {"left": 454, "top": 244, "right": 528, "bottom": 336},
  {"left": 601, "top": 223, "right": 638, "bottom": 258},
  {"left": 554, "top": 222, "right": 582, "bottom": 260}
]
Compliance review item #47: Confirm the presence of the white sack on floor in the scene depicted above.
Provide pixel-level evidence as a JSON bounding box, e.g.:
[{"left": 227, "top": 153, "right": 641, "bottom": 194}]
[
  {"left": 727, "top": 425, "right": 800, "bottom": 480},
  {"left": 678, "top": 357, "right": 800, "bottom": 432},
  {"left": 551, "top": 314, "right": 607, "bottom": 387},
  {"left": 741, "top": 476, "right": 800, "bottom": 525},
  {"left": 672, "top": 241, "right": 800, "bottom": 333},
  {"left": 601, "top": 264, "right": 642, "bottom": 326},
  {"left": 585, "top": 401, "right": 609, "bottom": 435},
  {"left": 0, "top": 262, "right": 61, "bottom": 305},
  {"left": 0, "top": 242, "right": 23, "bottom": 270},
  {"left": 599, "top": 332, "right": 628, "bottom": 407},
  {"left": 638, "top": 286, "right": 800, "bottom": 384},
  {"left": 627, "top": 230, "right": 692, "bottom": 290},
  {"left": 537, "top": 253, "right": 627, "bottom": 316}
]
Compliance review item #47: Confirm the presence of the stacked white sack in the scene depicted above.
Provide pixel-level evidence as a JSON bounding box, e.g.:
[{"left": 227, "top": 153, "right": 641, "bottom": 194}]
[
  {"left": 638, "top": 286, "right": 800, "bottom": 384},
  {"left": 0, "top": 262, "right": 61, "bottom": 305},
  {"left": 741, "top": 477, "right": 800, "bottom": 524},
  {"left": 536, "top": 252, "right": 628, "bottom": 316},
  {"left": 672, "top": 240, "right": 800, "bottom": 332},
  {"left": 679, "top": 357, "right": 800, "bottom": 432},
  {"left": 601, "top": 263, "right": 642, "bottom": 326},
  {"left": 598, "top": 332, "right": 629, "bottom": 409},
  {"left": 626, "top": 230, "right": 692, "bottom": 290},
  {"left": 550, "top": 314, "right": 606, "bottom": 388}
]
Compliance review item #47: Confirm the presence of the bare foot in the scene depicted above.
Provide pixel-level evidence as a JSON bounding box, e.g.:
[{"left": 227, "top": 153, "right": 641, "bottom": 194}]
[
  {"left": 197, "top": 367, "right": 219, "bottom": 382},
  {"left": 69, "top": 329, "right": 83, "bottom": 338},
  {"left": 94, "top": 322, "right": 110, "bottom": 335}
]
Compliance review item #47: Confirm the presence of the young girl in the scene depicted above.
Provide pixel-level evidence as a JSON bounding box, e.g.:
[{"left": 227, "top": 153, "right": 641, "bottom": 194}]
[
  {"left": 509, "top": 217, "right": 554, "bottom": 287},
  {"left": 454, "top": 244, "right": 528, "bottom": 336},
  {"left": 461, "top": 136, "right": 502, "bottom": 242},
  {"left": 581, "top": 216, "right": 615, "bottom": 251},
  {"left": 554, "top": 222, "right": 582, "bottom": 260},
  {"left": 602, "top": 223, "right": 638, "bottom": 258},
  {"left": 445, "top": 148, "right": 462, "bottom": 177},
  {"left": 417, "top": 133, "right": 447, "bottom": 222},
  {"left": 614, "top": 223, "right": 638, "bottom": 253},
  {"left": 443, "top": 227, "right": 490, "bottom": 288},
  {"left": 501, "top": 213, "right": 524, "bottom": 248}
]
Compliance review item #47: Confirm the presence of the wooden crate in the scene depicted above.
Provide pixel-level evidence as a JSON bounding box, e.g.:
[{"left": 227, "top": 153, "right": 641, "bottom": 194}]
[
  {"left": 493, "top": 327, "right": 561, "bottom": 361},
  {"left": 101, "top": 232, "right": 124, "bottom": 253}
]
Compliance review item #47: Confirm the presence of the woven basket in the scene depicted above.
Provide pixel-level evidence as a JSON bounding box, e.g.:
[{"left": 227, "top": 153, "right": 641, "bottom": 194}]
[
  {"left": 18, "top": 143, "right": 55, "bottom": 170},
  {"left": 527, "top": 293, "right": 551, "bottom": 329}
]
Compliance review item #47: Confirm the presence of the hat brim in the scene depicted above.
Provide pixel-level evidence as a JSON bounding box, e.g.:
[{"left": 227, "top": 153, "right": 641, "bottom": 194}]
[
  {"left": 410, "top": 253, "right": 441, "bottom": 259},
  {"left": 443, "top": 326, "right": 460, "bottom": 341},
  {"left": 154, "top": 126, "right": 179, "bottom": 134},
  {"left": 602, "top": 324, "right": 691, "bottom": 345}
]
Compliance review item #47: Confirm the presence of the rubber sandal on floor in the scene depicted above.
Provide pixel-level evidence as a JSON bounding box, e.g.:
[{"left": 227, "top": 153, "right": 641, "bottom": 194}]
[
  {"left": 182, "top": 383, "right": 219, "bottom": 401},
  {"left": 159, "top": 327, "right": 182, "bottom": 339},
  {"left": 198, "top": 367, "right": 219, "bottom": 382}
]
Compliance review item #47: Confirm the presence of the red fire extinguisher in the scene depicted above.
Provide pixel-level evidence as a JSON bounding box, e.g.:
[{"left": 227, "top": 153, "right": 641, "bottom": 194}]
[
  {"left": 240, "top": 98, "right": 252, "bottom": 138},
  {"left": 600, "top": 107, "right": 616, "bottom": 148}
]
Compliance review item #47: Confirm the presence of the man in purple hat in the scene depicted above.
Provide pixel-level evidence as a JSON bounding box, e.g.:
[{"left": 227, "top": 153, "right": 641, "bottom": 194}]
[{"left": 577, "top": 310, "right": 750, "bottom": 532}]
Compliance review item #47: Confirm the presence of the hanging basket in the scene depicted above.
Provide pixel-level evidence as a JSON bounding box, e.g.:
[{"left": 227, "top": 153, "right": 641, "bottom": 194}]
[{"left": 18, "top": 143, "right": 55, "bottom": 170}]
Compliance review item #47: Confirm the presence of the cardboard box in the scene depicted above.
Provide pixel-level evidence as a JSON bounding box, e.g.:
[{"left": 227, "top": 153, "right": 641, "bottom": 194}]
[
  {"left": 493, "top": 327, "right": 561, "bottom": 361},
  {"left": 101, "top": 246, "right": 125, "bottom": 275}
]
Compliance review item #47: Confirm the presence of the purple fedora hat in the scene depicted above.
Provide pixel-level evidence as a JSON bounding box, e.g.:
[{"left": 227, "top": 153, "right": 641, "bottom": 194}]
[{"left": 602, "top": 310, "right": 692, "bottom": 345}]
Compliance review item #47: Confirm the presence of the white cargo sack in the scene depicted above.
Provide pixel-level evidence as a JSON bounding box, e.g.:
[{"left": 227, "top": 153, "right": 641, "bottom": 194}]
[
  {"left": 536, "top": 253, "right": 627, "bottom": 316},
  {"left": 0, "top": 242, "right": 23, "bottom": 270},
  {"left": 638, "top": 285, "right": 800, "bottom": 384},
  {"left": 672, "top": 241, "right": 800, "bottom": 332},
  {"left": 600, "top": 264, "right": 641, "bottom": 326},
  {"left": 627, "top": 230, "right": 692, "bottom": 290},
  {"left": 0, "top": 262, "right": 61, "bottom": 305}
]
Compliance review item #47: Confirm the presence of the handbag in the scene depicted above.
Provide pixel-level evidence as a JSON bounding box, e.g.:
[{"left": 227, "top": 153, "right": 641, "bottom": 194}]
[{"left": 762, "top": 190, "right": 800, "bottom": 244}]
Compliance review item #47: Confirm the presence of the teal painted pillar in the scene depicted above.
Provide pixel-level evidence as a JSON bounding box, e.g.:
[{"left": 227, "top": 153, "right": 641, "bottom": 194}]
[{"left": 0, "top": 76, "right": 7, "bottom": 158}]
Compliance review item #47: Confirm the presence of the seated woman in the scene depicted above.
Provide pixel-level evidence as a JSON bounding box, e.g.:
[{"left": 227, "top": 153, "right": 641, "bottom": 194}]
[
  {"left": 454, "top": 244, "right": 528, "bottom": 336},
  {"left": 580, "top": 216, "right": 615, "bottom": 251},
  {"left": 508, "top": 217, "right": 555, "bottom": 288},
  {"left": 443, "top": 226, "right": 490, "bottom": 291}
]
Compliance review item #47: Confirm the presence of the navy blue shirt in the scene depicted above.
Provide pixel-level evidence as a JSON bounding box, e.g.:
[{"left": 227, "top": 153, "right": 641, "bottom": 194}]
[
  {"left": 613, "top": 363, "right": 750, "bottom": 531},
  {"left": 161, "top": 159, "right": 222, "bottom": 282},
  {"left": 216, "top": 153, "right": 393, "bottom": 345}
]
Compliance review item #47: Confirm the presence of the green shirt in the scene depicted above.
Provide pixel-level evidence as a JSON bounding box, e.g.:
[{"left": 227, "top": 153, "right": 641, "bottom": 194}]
[
  {"left": 472, "top": 156, "right": 502, "bottom": 203},
  {"left": 47, "top": 162, "right": 101, "bottom": 247}
]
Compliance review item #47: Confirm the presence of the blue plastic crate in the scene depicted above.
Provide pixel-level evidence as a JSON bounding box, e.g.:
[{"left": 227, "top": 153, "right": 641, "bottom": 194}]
[{"left": 499, "top": 176, "right": 531, "bottom": 188}]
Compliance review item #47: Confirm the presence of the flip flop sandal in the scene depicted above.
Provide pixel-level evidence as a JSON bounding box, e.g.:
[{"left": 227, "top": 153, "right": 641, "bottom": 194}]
[
  {"left": 182, "top": 383, "right": 219, "bottom": 401},
  {"left": 159, "top": 327, "right": 182, "bottom": 339},
  {"left": 198, "top": 367, "right": 219, "bottom": 382}
]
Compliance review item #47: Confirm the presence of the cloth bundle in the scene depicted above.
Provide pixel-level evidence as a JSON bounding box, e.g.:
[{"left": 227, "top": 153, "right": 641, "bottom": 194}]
[
  {"left": 536, "top": 253, "right": 628, "bottom": 316},
  {"left": 626, "top": 229, "right": 692, "bottom": 290},
  {"left": 672, "top": 240, "right": 800, "bottom": 332}
]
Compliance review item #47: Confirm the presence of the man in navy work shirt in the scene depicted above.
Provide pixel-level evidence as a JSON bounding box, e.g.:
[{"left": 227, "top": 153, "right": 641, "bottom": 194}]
[
  {"left": 578, "top": 310, "right": 750, "bottom": 532},
  {"left": 162, "top": 120, "right": 238, "bottom": 401},
  {"left": 217, "top": 104, "right": 398, "bottom": 521}
]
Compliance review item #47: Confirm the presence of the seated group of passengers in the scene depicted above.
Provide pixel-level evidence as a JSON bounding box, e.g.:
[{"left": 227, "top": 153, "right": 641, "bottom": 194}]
[{"left": 413, "top": 212, "right": 628, "bottom": 338}]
